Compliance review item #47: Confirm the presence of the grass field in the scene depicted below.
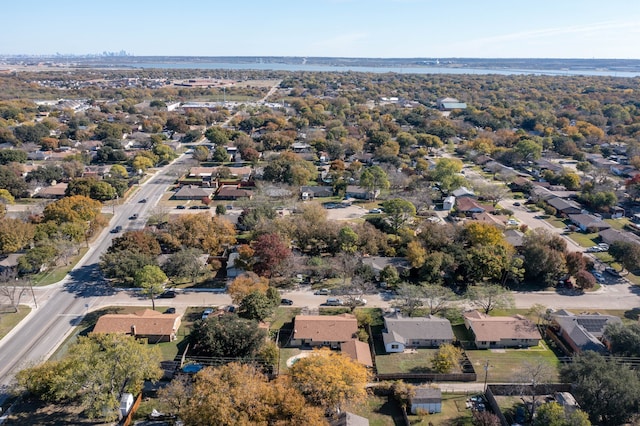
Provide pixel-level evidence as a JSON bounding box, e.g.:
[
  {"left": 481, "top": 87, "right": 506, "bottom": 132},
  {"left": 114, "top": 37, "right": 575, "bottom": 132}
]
[
  {"left": 568, "top": 232, "right": 599, "bottom": 247},
  {"left": 375, "top": 349, "right": 439, "bottom": 374},
  {"left": 0, "top": 306, "right": 30, "bottom": 340},
  {"left": 465, "top": 341, "right": 560, "bottom": 383}
]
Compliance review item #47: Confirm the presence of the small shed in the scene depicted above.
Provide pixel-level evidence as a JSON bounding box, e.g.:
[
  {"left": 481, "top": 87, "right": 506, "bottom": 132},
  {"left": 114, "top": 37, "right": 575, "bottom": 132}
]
[
  {"left": 443, "top": 195, "right": 456, "bottom": 211},
  {"left": 411, "top": 387, "right": 442, "bottom": 414}
]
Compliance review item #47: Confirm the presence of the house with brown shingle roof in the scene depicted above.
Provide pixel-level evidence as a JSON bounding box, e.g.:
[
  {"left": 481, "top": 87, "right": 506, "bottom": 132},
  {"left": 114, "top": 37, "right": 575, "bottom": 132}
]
[
  {"left": 463, "top": 310, "right": 541, "bottom": 349},
  {"left": 340, "top": 339, "right": 373, "bottom": 368},
  {"left": 92, "top": 309, "right": 181, "bottom": 343},
  {"left": 290, "top": 313, "right": 358, "bottom": 348},
  {"left": 215, "top": 185, "right": 253, "bottom": 200}
]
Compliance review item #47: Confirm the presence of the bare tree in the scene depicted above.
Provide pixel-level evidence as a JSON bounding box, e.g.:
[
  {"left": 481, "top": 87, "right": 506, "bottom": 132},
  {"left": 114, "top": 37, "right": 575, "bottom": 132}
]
[
  {"left": 0, "top": 270, "right": 29, "bottom": 313},
  {"left": 515, "top": 360, "right": 556, "bottom": 422},
  {"left": 421, "top": 284, "right": 456, "bottom": 315}
]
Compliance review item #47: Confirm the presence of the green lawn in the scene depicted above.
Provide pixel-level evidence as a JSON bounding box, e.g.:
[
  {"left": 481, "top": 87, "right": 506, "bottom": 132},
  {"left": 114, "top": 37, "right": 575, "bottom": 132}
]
[
  {"left": 32, "top": 247, "right": 89, "bottom": 286},
  {"left": 544, "top": 216, "right": 567, "bottom": 229},
  {"left": 605, "top": 217, "right": 631, "bottom": 230},
  {"left": 465, "top": 341, "right": 560, "bottom": 384},
  {"left": 375, "top": 349, "right": 439, "bottom": 374},
  {"left": 568, "top": 232, "right": 599, "bottom": 248},
  {"left": 345, "top": 395, "right": 406, "bottom": 426},
  {"left": 405, "top": 393, "right": 474, "bottom": 426},
  {"left": 0, "top": 305, "right": 30, "bottom": 340}
]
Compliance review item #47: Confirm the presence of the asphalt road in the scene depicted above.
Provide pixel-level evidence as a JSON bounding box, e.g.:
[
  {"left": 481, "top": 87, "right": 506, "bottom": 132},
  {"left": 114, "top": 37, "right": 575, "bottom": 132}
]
[{"left": 0, "top": 154, "right": 194, "bottom": 405}]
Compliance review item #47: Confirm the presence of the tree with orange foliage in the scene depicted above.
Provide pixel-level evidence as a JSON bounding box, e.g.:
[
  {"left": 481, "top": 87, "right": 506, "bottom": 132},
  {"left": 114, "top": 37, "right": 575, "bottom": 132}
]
[{"left": 227, "top": 272, "right": 269, "bottom": 304}]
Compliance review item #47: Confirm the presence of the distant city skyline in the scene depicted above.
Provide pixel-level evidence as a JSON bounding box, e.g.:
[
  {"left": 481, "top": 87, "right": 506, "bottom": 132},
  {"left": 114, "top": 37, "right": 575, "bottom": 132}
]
[{"left": 3, "top": 0, "right": 640, "bottom": 59}]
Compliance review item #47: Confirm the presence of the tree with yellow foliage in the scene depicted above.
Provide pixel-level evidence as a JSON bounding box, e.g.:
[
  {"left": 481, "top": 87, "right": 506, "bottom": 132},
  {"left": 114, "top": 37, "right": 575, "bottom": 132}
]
[
  {"left": 160, "top": 363, "right": 328, "bottom": 426},
  {"left": 289, "top": 348, "right": 370, "bottom": 414},
  {"left": 227, "top": 272, "right": 269, "bottom": 304}
]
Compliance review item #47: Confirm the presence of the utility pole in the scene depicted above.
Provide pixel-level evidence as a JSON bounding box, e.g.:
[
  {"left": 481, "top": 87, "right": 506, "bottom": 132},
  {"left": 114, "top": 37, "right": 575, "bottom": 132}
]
[{"left": 483, "top": 360, "right": 490, "bottom": 392}]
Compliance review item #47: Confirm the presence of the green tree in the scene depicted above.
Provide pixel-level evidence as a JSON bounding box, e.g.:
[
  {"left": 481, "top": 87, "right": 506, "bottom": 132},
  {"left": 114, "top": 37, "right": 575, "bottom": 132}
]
[
  {"left": 134, "top": 265, "right": 167, "bottom": 310},
  {"left": 609, "top": 240, "right": 640, "bottom": 273},
  {"left": 239, "top": 290, "right": 277, "bottom": 322},
  {"left": 359, "top": 165, "right": 389, "bottom": 199},
  {"left": 604, "top": 322, "right": 640, "bottom": 356},
  {"left": 513, "top": 139, "right": 542, "bottom": 163},
  {"left": 192, "top": 145, "right": 210, "bottom": 162},
  {"left": 381, "top": 198, "right": 416, "bottom": 234},
  {"left": 16, "top": 334, "right": 162, "bottom": 421},
  {"left": 431, "top": 343, "right": 463, "bottom": 373},
  {"left": 162, "top": 248, "right": 206, "bottom": 284},
  {"left": 338, "top": 226, "right": 359, "bottom": 254},
  {"left": 430, "top": 158, "right": 465, "bottom": 193},
  {"left": 190, "top": 314, "right": 267, "bottom": 358},
  {"left": 212, "top": 145, "right": 230, "bottom": 162},
  {"left": 205, "top": 126, "right": 229, "bottom": 145},
  {"left": 560, "top": 351, "right": 640, "bottom": 425}
]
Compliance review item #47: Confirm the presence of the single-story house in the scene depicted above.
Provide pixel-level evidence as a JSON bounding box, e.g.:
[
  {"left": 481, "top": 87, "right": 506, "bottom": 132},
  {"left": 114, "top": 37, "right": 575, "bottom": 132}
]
[
  {"left": 437, "top": 97, "right": 467, "bottom": 111},
  {"left": 452, "top": 186, "right": 475, "bottom": 198},
  {"left": 410, "top": 387, "right": 442, "bottom": 414},
  {"left": 443, "top": 195, "right": 456, "bottom": 211},
  {"left": 360, "top": 256, "right": 411, "bottom": 279},
  {"left": 463, "top": 310, "right": 541, "bottom": 349},
  {"left": 471, "top": 211, "right": 508, "bottom": 229},
  {"left": 0, "top": 253, "right": 24, "bottom": 273},
  {"left": 382, "top": 313, "right": 454, "bottom": 353},
  {"left": 535, "top": 159, "right": 564, "bottom": 174},
  {"left": 340, "top": 339, "right": 373, "bottom": 367},
  {"left": 215, "top": 185, "right": 253, "bottom": 200},
  {"left": 599, "top": 228, "right": 640, "bottom": 246},
  {"left": 300, "top": 185, "right": 334, "bottom": 200},
  {"left": 173, "top": 185, "right": 213, "bottom": 201},
  {"left": 33, "top": 182, "right": 68, "bottom": 199},
  {"left": 345, "top": 185, "right": 378, "bottom": 200},
  {"left": 455, "top": 197, "right": 485, "bottom": 215},
  {"left": 568, "top": 214, "right": 611, "bottom": 232},
  {"left": 503, "top": 229, "right": 525, "bottom": 248},
  {"left": 330, "top": 412, "right": 370, "bottom": 426},
  {"left": 290, "top": 314, "right": 358, "bottom": 348},
  {"left": 92, "top": 309, "right": 182, "bottom": 343},
  {"left": 551, "top": 309, "right": 622, "bottom": 354},
  {"left": 546, "top": 197, "right": 583, "bottom": 216}
]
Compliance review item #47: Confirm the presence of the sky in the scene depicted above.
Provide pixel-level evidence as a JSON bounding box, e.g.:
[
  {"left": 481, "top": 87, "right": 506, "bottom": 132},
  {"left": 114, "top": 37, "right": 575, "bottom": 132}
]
[{"left": 2, "top": 0, "right": 640, "bottom": 59}]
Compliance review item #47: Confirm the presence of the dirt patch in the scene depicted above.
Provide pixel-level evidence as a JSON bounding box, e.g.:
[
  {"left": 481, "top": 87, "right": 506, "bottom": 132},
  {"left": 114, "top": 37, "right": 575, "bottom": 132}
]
[{"left": 3, "top": 397, "right": 109, "bottom": 426}]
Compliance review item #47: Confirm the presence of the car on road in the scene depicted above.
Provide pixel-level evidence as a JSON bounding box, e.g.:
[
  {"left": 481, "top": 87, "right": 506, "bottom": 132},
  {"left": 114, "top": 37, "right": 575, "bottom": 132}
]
[
  {"left": 369, "top": 208, "right": 382, "bottom": 214},
  {"left": 198, "top": 205, "right": 210, "bottom": 209},
  {"left": 176, "top": 205, "right": 186, "bottom": 209},
  {"left": 280, "top": 298, "right": 293, "bottom": 305},
  {"left": 314, "top": 288, "right": 331, "bottom": 295},
  {"left": 513, "top": 202, "right": 521, "bottom": 207},
  {"left": 129, "top": 213, "right": 138, "bottom": 220},
  {"left": 139, "top": 199, "right": 147, "bottom": 203},
  {"left": 201, "top": 308, "right": 214, "bottom": 320},
  {"left": 164, "top": 307, "right": 176, "bottom": 314},
  {"left": 604, "top": 267, "right": 621, "bottom": 277},
  {"left": 110, "top": 225, "right": 122, "bottom": 233},
  {"left": 159, "top": 290, "right": 177, "bottom": 298},
  {"left": 325, "top": 298, "right": 344, "bottom": 306},
  {"left": 189, "top": 205, "right": 200, "bottom": 209},
  {"left": 352, "top": 297, "right": 367, "bottom": 306}
]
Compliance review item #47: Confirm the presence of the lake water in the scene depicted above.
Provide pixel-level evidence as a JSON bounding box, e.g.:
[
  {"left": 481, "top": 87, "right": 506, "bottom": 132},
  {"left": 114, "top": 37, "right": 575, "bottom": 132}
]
[{"left": 124, "top": 61, "right": 640, "bottom": 77}]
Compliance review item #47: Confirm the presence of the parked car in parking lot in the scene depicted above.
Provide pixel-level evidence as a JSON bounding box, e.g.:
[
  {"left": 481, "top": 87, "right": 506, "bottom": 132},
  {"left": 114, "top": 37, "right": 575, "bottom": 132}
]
[{"left": 592, "top": 271, "right": 605, "bottom": 283}]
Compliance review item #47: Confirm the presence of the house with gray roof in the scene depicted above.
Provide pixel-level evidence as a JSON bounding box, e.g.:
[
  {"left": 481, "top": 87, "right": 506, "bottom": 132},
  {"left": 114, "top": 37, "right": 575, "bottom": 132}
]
[
  {"left": 410, "top": 387, "right": 442, "bottom": 414},
  {"left": 552, "top": 310, "right": 621, "bottom": 354},
  {"left": 599, "top": 228, "right": 640, "bottom": 246},
  {"left": 382, "top": 313, "right": 454, "bottom": 353},
  {"left": 546, "top": 197, "right": 582, "bottom": 216},
  {"left": 568, "top": 214, "right": 611, "bottom": 232}
]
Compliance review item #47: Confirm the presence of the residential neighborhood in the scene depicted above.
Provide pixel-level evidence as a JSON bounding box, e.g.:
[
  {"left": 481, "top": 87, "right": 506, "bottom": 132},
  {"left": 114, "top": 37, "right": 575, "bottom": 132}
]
[{"left": 1, "top": 61, "right": 640, "bottom": 425}]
